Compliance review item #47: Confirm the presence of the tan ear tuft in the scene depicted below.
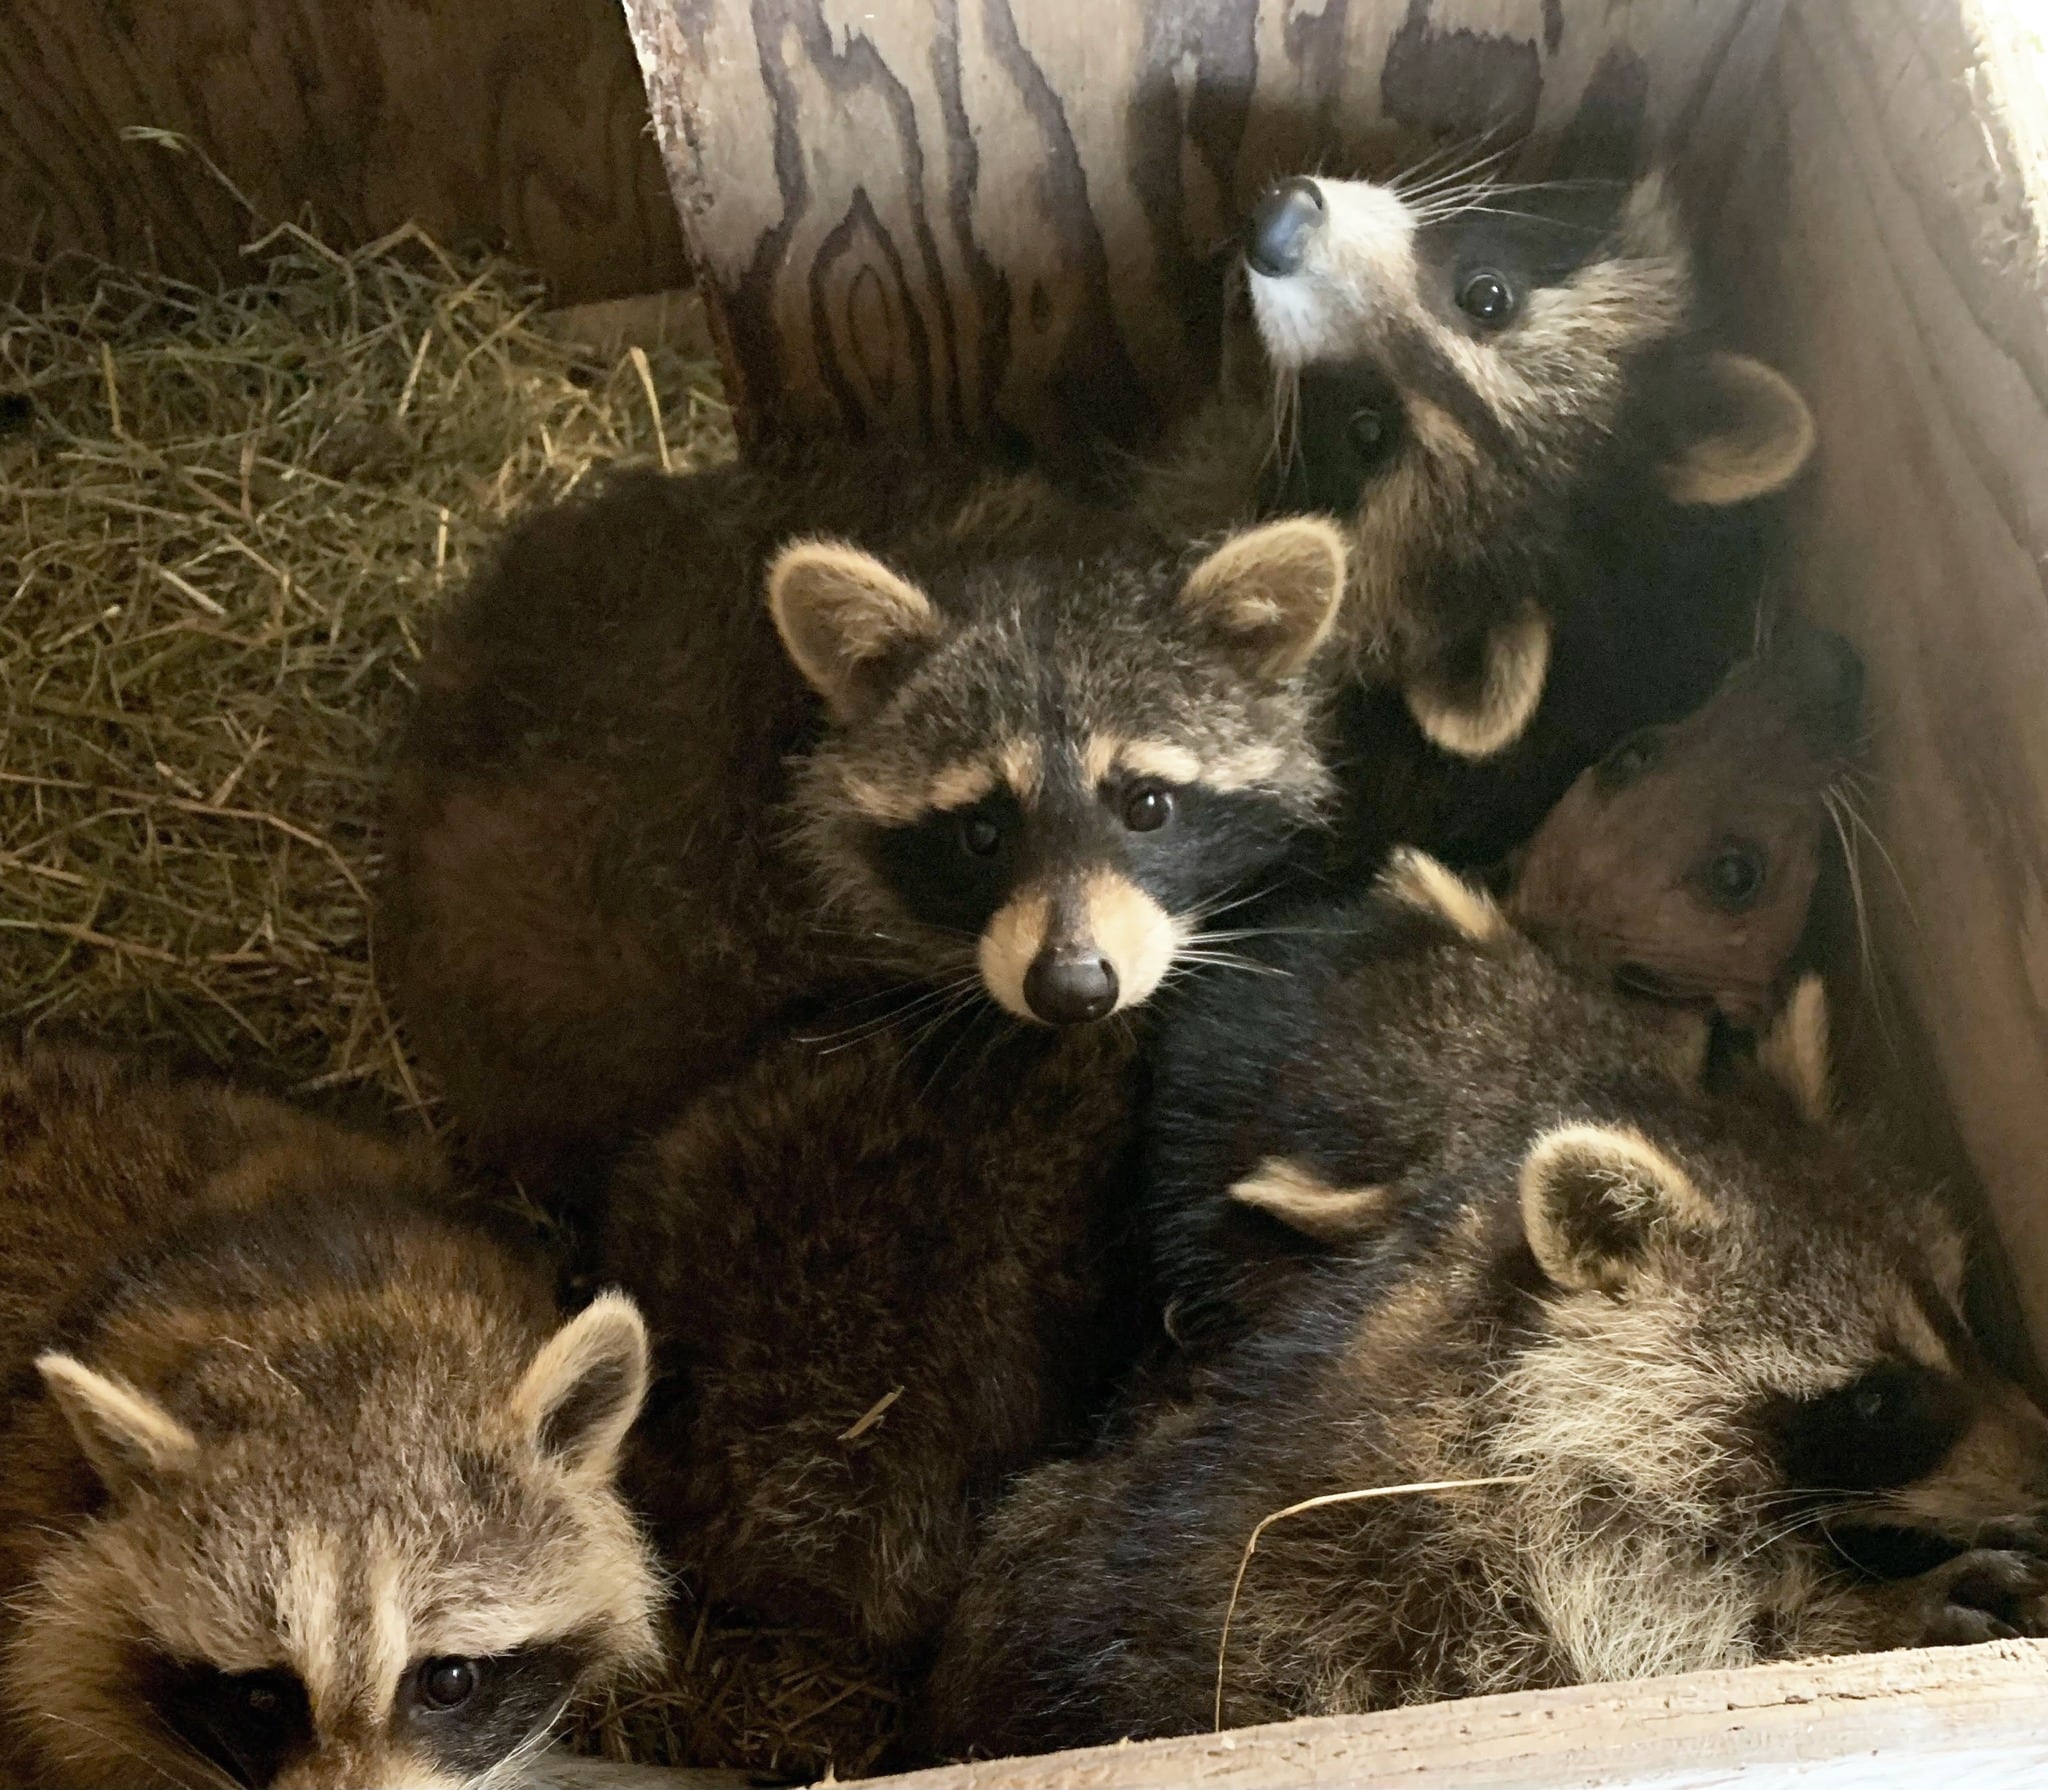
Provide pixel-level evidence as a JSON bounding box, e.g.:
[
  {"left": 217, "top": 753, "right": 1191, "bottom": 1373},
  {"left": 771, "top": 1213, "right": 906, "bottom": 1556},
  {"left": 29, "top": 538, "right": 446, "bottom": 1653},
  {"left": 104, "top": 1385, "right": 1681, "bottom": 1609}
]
[
  {"left": 38, "top": 1353, "right": 199, "bottom": 1497},
  {"left": 514, "top": 1292, "right": 650, "bottom": 1481},
  {"left": 1180, "top": 517, "right": 1347, "bottom": 680},
  {"left": 1405, "top": 604, "right": 1552, "bottom": 759},
  {"left": 1519, "top": 1124, "right": 1717, "bottom": 1294},
  {"left": 1378, "top": 846, "right": 1509, "bottom": 945},
  {"left": 1659, "top": 353, "right": 1816, "bottom": 507},
  {"left": 1758, "top": 973, "right": 1832, "bottom": 1125},
  {"left": 1229, "top": 1158, "right": 1393, "bottom": 1245},
  {"left": 767, "top": 539, "right": 939, "bottom": 721}
]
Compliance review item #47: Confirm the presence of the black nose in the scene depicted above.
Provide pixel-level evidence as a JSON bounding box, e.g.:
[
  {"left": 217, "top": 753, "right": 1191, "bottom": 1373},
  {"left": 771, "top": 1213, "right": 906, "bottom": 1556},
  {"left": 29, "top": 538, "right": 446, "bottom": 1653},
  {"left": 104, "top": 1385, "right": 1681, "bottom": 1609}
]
[
  {"left": 1023, "top": 949, "right": 1119, "bottom": 1025},
  {"left": 1783, "top": 626, "right": 1865, "bottom": 752},
  {"left": 1246, "top": 177, "right": 1325, "bottom": 279}
]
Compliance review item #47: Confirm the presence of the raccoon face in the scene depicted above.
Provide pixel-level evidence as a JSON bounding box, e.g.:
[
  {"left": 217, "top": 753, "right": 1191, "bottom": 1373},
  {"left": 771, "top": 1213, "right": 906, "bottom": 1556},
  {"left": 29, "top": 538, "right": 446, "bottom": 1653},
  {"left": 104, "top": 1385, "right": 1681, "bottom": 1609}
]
[
  {"left": 10, "top": 1295, "right": 659, "bottom": 1790},
  {"left": 772, "top": 519, "right": 1345, "bottom": 1026},
  {"left": 1242, "top": 170, "right": 1815, "bottom": 758},
  {"left": 1510, "top": 629, "right": 1865, "bottom": 1025},
  {"left": 1500, "top": 1107, "right": 2048, "bottom": 1671}
]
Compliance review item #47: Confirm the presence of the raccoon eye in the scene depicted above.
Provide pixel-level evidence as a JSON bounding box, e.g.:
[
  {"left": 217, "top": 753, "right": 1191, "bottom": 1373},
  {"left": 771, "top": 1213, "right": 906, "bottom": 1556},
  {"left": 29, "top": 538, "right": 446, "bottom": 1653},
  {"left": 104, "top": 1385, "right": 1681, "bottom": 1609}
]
[
  {"left": 1695, "top": 843, "right": 1766, "bottom": 912},
  {"left": 1346, "top": 407, "right": 1391, "bottom": 462},
  {"left": 956, "top": 812, "right": 1004, "bottom": 858},
  {"left": 415, "top": 1656, "right": 480, "bottom": 1711},
  {"left": 1122, "top": 784, "right": 1175, "bottom": 833},
  {"left": 1457, "top": 269, "right": 1517, "bottom": 327}
]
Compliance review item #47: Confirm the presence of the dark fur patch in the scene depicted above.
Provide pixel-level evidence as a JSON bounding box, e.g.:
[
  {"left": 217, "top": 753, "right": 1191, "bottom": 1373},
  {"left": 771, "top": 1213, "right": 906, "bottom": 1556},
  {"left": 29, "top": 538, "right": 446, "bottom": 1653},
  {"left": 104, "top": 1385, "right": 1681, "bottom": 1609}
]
[
  {"left": 1764, "top": 1364, "right": 1972, "bottom": 1495},
  {"left": 135, "top": 1653, "right": 314, "bottom": 1789},
  {"left": 401, "top": 1640, "right": 587, "bottom": 1778}
]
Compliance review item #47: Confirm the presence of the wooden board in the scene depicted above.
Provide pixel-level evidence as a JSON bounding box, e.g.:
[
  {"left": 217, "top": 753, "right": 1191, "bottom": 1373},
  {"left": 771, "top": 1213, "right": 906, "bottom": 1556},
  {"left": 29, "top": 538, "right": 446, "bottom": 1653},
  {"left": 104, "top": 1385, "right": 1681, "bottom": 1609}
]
[
  {"left": 620, "top": 0, "right": 1788, "bottom": 450},
  {"left": 0, "top": 0, "right": 687, "bottom": 303},
  {"left": 1712, "top": 0, "right": 2048, "bottom": 1359},
  {"left": 539, "top": 1639, "right": 2048, "bottom": 1789}
]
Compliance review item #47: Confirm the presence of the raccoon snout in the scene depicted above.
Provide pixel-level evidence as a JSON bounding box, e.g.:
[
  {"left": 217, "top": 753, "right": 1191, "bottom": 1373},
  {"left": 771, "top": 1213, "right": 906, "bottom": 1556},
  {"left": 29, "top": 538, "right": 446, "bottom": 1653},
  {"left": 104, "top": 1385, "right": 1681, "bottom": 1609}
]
[
  {"left": 1247, "top": 178, "right": 1326, "bottom": 279},
  {"left": 1023, "top": 947, "right": 1119, "bottom": 1025}
]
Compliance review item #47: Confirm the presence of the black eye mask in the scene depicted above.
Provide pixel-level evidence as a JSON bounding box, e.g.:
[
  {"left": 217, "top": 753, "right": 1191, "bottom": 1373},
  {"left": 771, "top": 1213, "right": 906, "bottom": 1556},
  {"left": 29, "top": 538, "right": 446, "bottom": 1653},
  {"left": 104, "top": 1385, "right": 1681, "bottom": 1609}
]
[
  {"left": 1766, "top": 1361, "right": 1971, "bottom": 1495},
  {"left": 1267, "top": 366, "right": 1408, "bottom": 516}
]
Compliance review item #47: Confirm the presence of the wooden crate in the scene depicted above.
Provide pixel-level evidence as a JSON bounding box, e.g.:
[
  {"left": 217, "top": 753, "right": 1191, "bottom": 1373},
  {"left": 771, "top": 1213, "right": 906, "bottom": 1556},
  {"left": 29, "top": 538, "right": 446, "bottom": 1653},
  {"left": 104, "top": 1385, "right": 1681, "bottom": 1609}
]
[{"left": 606, "top": 0, "right": 2048, "bottom": 1780}]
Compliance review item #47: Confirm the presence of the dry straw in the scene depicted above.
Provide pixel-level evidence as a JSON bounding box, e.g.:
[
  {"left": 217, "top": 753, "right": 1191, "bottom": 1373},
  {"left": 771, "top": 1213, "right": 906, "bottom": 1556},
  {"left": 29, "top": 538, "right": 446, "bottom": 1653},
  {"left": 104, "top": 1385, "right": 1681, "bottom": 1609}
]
[{"left": 0, "top": 137, "right": 729, "bottom": 1117}]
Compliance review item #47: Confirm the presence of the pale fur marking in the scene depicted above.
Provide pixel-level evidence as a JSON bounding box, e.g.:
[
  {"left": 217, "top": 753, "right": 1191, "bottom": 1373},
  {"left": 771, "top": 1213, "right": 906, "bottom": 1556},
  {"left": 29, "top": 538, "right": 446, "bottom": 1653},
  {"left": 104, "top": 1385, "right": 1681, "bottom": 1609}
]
[
  {"left": 365, "top": 1541, "right": 411, "bottom": 1717},
  {"left": 36, "top": 1353, "right": 199, "bottom": 1487},
  {"left": 1000, "top": 738, "right": 1043, "bottom": 801},
  {"left": 1080, "top": 732, "right": 1126, "bottom": 790},
  {"left": 1083, "top": 869, "right": 1180, "bottom": 1012},
  {"left": 978, "top": 888, "right": 1052, "bottom": 1021},
  {"left": 1758, "top": 973, "right": 1832, "bottom": 1125},
  {"left": 1406, "top": 604, "right": 1553, "bottom": 760},
  {"left": 277, "top": 1528, "right": 346, "bottom": 1712},
  {"left": 1661, "top": 353, "right": 1817, "bottom": 507},
  {"left": 841, "top": 772, "right": 926, "bottom": 826},
  {"left": 1229, "top": 1157, "right": 1392, "bottom": 1244},
  {"left": 925, "top": 759, "right": 998, "bottom": 813},
  {"left": 1115, "top": 738, "right": 1205, "bottom": 787},
  {"left": 1379, "top": 847, "right": 1507, "bottom": 943}
]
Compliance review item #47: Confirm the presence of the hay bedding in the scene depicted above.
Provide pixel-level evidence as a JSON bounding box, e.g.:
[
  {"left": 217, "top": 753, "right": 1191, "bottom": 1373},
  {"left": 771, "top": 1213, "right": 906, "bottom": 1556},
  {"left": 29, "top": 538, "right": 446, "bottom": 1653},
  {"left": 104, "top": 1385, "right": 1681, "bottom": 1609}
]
[{"left": 0, "top": 171, "right": 898, "bottom": 1780}]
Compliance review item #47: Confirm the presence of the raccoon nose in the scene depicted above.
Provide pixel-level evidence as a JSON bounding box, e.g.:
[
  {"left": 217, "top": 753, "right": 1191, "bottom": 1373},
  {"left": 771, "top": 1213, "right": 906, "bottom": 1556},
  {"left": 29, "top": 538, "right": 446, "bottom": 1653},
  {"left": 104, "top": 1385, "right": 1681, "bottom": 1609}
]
[
  {"left": 1246, "top": 178, "right": 1325, "bottom": 278},
  {"left": 1023, "top": 948, "right": 1119, "bottom": 1025}
]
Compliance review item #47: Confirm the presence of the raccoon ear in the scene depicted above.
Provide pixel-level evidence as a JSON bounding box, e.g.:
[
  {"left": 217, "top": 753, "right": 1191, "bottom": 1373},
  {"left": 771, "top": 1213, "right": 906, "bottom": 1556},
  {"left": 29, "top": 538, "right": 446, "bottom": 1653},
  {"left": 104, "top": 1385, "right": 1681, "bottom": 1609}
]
[
  {"left": 514, "top": 1292, "right": 650, "bottom": 1480},
  {"left": 1180, "top": 517, "right": 1347, "bottom": 680},
  {"left": 1404, "top": 603, "right": 1552, "bottom": 760},
  {"left": 1519, "top": 1123, "right": 1718, "bottom": 1294},
  {"left": 37, "top": 1353, "right": 199, "bottom": 1497},
  {"left": 767, "top": 539, "right": 939, "bottom": 722},
  {"left": 1758, "top": 973, "right": 1832, "bottom": 1125},
  {"left": 1659, "top": 353, "right": 1816, "bottom": 507}
]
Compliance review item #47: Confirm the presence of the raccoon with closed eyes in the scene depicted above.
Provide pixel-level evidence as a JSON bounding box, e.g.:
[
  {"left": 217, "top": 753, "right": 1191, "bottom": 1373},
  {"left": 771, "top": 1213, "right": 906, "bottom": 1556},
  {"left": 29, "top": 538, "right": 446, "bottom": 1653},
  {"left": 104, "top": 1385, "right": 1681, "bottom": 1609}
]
[
  {"left": 924, "top": 868, "right": 2048, "bottom": 1759},
  {"left": 1149, "top": 166, "right": 1817, "bottom": 870},
  {"left": 381, "top": 446, "right": 1347, "bottom": 1180},
  {"left": 0, "top": 1045, "right": 659, "bottom": 1790}
]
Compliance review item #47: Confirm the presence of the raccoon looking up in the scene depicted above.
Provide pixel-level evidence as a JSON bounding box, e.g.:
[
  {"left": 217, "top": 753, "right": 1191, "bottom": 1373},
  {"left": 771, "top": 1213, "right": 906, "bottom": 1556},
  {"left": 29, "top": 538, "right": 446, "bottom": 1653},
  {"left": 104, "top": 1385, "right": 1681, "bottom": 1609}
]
[
  {"left": 0, "top": 1047, "right": 659, "bottom": 1790},
  {"left": 1151, "top": 168, "right": 1817, "bottom": 870},
  {"left": 927, "top": 885, "right": 2048, "bottom": 1756},
  {"left": 383, "top": 446, "right": 1346, "bottom": 1170}
]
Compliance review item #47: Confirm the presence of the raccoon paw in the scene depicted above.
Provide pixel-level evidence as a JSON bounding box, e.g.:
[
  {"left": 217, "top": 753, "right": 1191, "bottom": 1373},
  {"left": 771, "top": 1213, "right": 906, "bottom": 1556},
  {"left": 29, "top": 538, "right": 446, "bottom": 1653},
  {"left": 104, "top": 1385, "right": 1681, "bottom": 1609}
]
[{"left": 1900, "top": 1549, "right": 2048, "bottom": 1646}]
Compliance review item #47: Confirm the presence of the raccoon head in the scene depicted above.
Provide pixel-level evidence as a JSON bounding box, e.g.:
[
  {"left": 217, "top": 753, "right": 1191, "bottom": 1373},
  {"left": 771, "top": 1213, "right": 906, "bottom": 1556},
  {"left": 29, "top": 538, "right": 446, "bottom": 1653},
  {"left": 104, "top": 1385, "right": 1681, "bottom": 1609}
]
[
  {"left": 1495, "top": 1048, "right": 2048, "bottom": 1679},
  {"left": 1509, "top": 627, "right": 1865, "bottom": 1025},
  {"left": 1243, "top": 170, "right": 1815, "bottom": 758},
  {"left": 9, "top": 1283, "right": 659, "bottom": 1789},
  {"left": 771, "top": 518, "right": 1345, "bottom": 1026}
]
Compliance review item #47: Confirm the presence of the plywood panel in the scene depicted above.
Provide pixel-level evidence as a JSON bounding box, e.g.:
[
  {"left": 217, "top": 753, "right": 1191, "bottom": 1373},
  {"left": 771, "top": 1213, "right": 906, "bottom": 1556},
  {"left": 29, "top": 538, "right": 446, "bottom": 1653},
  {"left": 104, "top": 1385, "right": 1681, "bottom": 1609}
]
[
  {"left": 0, "top": 0, "right": 688, "bottom": 303},
  {"left": 1714, "top": 0, "right": 2048, "bottom": 1359},
  {"left": 620, "top": 0, "right": 1788, "bottom": 449}
]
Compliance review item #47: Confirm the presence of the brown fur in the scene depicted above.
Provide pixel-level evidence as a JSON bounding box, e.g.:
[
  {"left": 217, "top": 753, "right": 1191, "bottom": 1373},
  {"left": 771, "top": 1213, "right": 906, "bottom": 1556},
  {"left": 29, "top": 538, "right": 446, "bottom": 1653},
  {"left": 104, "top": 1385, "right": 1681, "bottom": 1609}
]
[
  {"left": 1508, "top": 627, "right": 1864, "bottom": 1026},
  {"left": 382, "top": 448, "right": 1341, "bottom": 1175},
  {"left": 0, "top": 1046, "right": 659, "bottom": 1789},
  {"left": 930, "top": 935, "right": 2048, "bottom": 1756},
  {"left": 598, "top": 1010, "right": 1143, "bottom": 1657}
]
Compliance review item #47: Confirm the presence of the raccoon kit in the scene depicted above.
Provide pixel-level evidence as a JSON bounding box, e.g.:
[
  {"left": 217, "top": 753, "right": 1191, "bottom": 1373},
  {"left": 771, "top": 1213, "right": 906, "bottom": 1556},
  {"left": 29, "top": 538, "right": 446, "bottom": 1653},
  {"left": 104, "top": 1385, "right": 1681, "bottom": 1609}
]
[
  {"left": 0, "top": 1046, "right": 659, "bottom": 1790},
  {"left": 1507, "top": 623, "right": 1865, "bottom": 1025},
  {"left": 928, "top": 896, "right": 2048, "bottom": 1756},
  {"left": 1152, "top": 167, "right": 1818, "bottom": 868},
  {"left": 599, "top": 1007, "right": 1147, "bottom": 1655},
  {"left": 382, "top": 442, "right": 1348, "bottom": 1172}
]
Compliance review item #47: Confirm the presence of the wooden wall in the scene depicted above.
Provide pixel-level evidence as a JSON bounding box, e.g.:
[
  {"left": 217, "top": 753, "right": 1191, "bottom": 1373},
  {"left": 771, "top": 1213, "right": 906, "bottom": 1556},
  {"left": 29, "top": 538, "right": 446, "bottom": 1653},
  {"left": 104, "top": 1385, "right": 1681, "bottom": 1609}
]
[
  {"left": 620, "top": 0, "right": 1788, "bottom": 450},
  {"left": 0, "top": 0, "right": 687, "bottom": 302}
]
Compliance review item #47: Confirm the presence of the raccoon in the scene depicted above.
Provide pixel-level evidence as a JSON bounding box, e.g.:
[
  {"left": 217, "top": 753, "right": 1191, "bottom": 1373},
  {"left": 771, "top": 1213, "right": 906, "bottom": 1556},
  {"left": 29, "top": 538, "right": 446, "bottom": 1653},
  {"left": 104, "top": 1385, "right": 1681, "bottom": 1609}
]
[
  {"left": 1508, "top": 623, "right": 1865, "bottom": 1026},
  {"left": 927, "top": 909, "right": 2048, "bottom": 1756},
  {"left": 1149, "top": 168, "right": 1817, "bottom": 868},
  {"left": 381, "top": 444, "right": 1347, "bottom": 1172},
  {"left": 599, "top": 1006, "right": 1145, "bottom": 1656},
  {"left": 0, "top": 1046, "right": 660, "bottom": 1790},
  {"left": 1144, "top": 849, "right": 1715, "bottom": 1351}
]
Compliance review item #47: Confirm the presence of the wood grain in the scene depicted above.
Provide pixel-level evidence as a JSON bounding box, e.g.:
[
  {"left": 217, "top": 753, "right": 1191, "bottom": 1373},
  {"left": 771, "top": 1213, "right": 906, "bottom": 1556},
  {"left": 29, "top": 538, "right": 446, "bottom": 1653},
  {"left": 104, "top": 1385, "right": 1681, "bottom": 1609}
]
[
  {"left": 0, "top": 0, "right": 687, "bottom": 303},
  {"left": 1712, "top": 0, "right": 2048, "bottom": 1360},
  {"left": 620, "top": 0, "right": 1789, "bottom": 450}
]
